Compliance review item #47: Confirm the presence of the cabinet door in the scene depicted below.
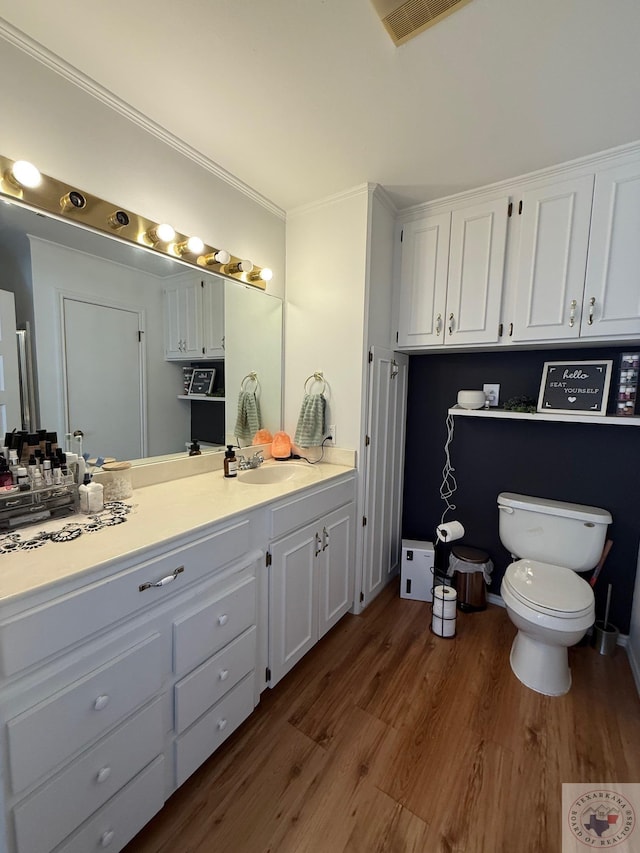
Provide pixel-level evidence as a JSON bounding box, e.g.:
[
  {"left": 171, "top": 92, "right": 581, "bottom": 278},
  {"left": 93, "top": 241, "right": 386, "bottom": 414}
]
[
  {"left": 318, "top": 504, "right": 355, "bottom": 639},
  {"left": 269, "top": 523, "right": 319, "bottom": 686},
  {"left": 445, "top": 197, "right": 509, "bottom": 345},
  {"left": 397, "top": 213, "right": 450, "bottom": 347},
  {"left": 201, "top": 277, "right": 225, "bottom": 358},
  {"left": 582, "top": 160, "right": 640, "bottom": 338},
  {"left": 164, "top": 281, "right": 202, "bottom": 360},
  {"left": 511, "top": 174, "right": 594, "bottom": 342}
]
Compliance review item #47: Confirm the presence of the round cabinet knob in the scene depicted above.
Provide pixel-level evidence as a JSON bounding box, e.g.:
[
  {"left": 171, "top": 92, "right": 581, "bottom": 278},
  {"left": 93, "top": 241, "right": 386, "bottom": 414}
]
[
  {"left": 96, "top": 766, "right": 112, "bottom": 784},
  {"left": 217, "top": 718, "right": 228, "bottom": 732},
  {"left": 100, "top": 829, "right": 115, "bottom": 847},
  {"left": 218, "top": 669, "right": 229, "bottom": 682},
  {"left": 93, "top": 694, "right": 110, "bottom": 711},
  {"left": 217, "top": 614, "right": 229, "bottom": 627}
]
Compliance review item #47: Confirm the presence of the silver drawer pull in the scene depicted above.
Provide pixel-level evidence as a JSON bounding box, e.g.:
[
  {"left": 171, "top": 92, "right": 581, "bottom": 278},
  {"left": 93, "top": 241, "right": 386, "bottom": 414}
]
[
  {"left": 93, "top": 694, "right": 110, "bottom": 711},
  {"left": 217, "top": 718, "right": 228, "bottom": 732},
  {"left": 217, "top": 613, "right": 229, "bottom": 627},
  {"left": 218, "top": 669, "right": 229, "bottom": 681},
  {"left": 96, "top": 766, "right": 112, "bottom": 784},
  {"left": 139, "top": 566, "right": 184, "bottom": 591},
  {"left": 100, "top": 829, "right": 115, "bottom": 847}
]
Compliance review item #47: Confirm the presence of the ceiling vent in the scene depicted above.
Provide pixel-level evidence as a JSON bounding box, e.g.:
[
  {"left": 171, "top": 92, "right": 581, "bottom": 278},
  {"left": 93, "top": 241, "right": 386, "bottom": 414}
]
[{"left": 370, "top": 0, "right": 475, "bottom": 46}]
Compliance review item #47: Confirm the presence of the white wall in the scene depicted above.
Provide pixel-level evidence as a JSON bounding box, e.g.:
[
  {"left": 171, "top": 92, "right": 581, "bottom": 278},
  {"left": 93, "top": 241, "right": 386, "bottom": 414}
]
[{"left": 285, "top": 187, "right": 369, "bottom": 450}]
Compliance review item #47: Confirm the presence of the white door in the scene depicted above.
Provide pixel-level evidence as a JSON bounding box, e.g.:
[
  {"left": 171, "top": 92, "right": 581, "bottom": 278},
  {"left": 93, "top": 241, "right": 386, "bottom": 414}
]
[
  {"left": 397, "top": 213, "right": 450, "bottom": 348},
  {"left": 63, "top": 298, "right": 145, "bottom": 461},
  {"left": 0, "top": 289, "right": 21, "bottom": 433},
  {"left": 361, "top": 347, "right": 409, "bottom": 608},
  {"left": 582, "top": 160, "right": 640, "bottom": 338},
  {"left": 445, "top": 196, "right": 509, "bottom": 345},
  {"left": 318, "top": 504, "right": 355, "bottom": 640},
  {"left": 512, "top": 174, "right": 594, "bottom": 342}
]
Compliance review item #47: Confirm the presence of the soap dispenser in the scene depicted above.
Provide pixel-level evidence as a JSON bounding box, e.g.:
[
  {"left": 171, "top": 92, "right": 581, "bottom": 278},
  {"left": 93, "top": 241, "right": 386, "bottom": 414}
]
[{"left": 224, "top": 445, "right": 237, "bottom": 478}]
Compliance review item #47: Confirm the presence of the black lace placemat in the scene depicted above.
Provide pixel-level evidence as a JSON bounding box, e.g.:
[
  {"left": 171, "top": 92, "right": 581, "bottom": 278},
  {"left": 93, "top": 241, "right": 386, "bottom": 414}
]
[{"left": 0, "top": 501, "right": 133, "bottom": 554}]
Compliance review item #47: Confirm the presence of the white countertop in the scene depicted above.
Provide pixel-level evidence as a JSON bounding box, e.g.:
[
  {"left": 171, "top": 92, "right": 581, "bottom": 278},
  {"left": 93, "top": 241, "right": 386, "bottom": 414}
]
[{"left": 0, "top": 460, "right": 355, "bottom": 607}]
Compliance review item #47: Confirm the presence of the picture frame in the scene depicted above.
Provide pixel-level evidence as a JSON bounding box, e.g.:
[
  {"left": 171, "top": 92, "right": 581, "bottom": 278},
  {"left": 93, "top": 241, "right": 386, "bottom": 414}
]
[
  {"left": 188, "top": 368, "right": 216, "bottom": 396},
  {"left": 537, "top": 360, "right": 613, "bottom": 416},
  {"left": 615, "top": 352, "right": 639, "bottom": 417}
]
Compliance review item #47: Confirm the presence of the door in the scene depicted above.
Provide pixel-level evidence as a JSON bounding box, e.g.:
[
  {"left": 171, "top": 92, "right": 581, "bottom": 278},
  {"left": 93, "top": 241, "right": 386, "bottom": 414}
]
[
  {"left": 0, "top": 289, "right": 21, "bottom": 433},
  {"left": 582, "top": 160, "right": 640, "bottom": 338},
  {"left": 445, "top": 196, "right": 509, "bottom": 345},
  {"left": 512, "top": 174, "right": 594, "bottom": 341},
  {"left": 63, "top": 297, "right": 145, "bottom": 460},
  {"left": 361, "top": 347, "right": 409, "bottom": 608},
  {"left": 318, "top": 504, "right": 355, "bottom": 640},
  {"left": 397, "top": 213, "right": 450, "bottom": 347}
]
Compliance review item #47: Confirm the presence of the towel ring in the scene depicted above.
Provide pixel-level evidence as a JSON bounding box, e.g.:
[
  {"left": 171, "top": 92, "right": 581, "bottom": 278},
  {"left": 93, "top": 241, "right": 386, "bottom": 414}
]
[
  {"left": 304, "top": 372, "right": 327, "bottom": 395},
  {"left": 241, "top": 372, "right": 259, "bottom": 392}
]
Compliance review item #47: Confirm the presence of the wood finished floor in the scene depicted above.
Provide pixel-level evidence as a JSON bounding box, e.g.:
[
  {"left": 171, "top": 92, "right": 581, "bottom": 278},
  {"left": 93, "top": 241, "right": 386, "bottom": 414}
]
[{"left": 124, "top": 581, "right": 640, "bottom": 853}]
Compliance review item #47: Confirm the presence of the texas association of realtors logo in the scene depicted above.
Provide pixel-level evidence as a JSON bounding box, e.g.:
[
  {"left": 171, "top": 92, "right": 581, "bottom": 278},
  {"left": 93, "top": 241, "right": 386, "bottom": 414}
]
[{"left": 566, "top": 787, "right": 637, "bottom": 848}]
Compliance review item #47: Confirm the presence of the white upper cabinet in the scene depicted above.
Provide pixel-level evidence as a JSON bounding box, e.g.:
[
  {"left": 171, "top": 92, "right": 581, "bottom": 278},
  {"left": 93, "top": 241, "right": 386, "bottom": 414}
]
[
  {"left": 397, "top": 197, "right": 509, "bottom": 348},
  {"left": 201, "top": 277, "right": 225, "bottom": 358},
  {"left": 581, "top": 160, "right": 640, "bottom": 338},
  {"left": 511, "top": 174, "right": 594, "bottom": 342},
  {"left": 164, "top": 275, "right": 225, "bottom": 361}
]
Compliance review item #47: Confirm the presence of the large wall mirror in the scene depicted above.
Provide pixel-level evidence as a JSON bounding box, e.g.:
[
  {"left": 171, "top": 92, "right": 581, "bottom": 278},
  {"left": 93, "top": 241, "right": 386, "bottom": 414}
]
[{"left": 0, "top": 200, "right": 283, "bottom": 463}]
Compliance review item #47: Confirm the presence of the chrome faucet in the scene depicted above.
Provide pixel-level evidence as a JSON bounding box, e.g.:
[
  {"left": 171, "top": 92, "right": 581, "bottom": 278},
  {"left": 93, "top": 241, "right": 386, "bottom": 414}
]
[{"left": 237, "top": 451, "right": 264, "bottom": 470}]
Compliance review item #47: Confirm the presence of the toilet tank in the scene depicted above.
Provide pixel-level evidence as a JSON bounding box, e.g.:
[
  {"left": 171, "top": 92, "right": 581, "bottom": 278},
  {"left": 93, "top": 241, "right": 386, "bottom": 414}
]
[{"left": 497, "top": 492, "right": 611, "bottom": 571}]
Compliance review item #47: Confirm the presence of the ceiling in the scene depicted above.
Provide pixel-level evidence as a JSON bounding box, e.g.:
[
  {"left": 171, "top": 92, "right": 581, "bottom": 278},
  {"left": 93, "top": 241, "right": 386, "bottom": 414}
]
[{"left": 1, "top": 0, "right": 640, "bottom": 212}]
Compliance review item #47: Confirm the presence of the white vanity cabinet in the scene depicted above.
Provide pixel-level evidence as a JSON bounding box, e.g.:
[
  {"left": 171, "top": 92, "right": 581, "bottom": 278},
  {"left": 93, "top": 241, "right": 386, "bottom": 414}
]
[
  {"left": 266, "top": 474, "right": 356, "bottom": 687},
  {"left": 397, "top": 197, "right": 509, "bottom": 349},
  {"left": 164, "top": 273, "right": 225, "bottom": 361},
  {"left": 0, "top": 518, "right": 260, "bottom": 853}
]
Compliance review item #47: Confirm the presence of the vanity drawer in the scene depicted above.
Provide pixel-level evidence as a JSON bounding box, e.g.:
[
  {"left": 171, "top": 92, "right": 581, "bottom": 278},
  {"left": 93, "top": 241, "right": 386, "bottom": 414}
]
[
  {"left": 13, "top": 699, "right": 163, "bottom": 853},
  {"left": 175, "top": 673, "right": 255, "bottom": 787},
  {"left": 0, "top": 518, "right": 251, "bottom": 677},
  {"left": 7, "top": 633, "right": 163, "bottom": 794},
  {"left": 55, "top": 755, "right": 165, "bottom": 853},
  {"left": 173, "top": 575, "right": 256, "bottom": 675},
  {"left": 175, "top": 627, "right": 256, "bottom": 734},
  {"left": 269, "top": 477, "right": 355, "bottom": 539}
]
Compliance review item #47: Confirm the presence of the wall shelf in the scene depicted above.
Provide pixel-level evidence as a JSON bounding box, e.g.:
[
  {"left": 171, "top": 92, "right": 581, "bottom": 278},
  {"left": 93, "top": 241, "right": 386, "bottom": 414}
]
[
  {"left": 178, "top": 395, "right": 226, "bottom": 402},
  {"left": 448, "top": 405, "right": 640, "bottom": 426}
]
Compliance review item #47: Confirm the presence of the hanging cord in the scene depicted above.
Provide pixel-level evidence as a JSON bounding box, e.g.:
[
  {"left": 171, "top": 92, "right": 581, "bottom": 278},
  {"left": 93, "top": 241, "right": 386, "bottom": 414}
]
[
  {"left": 439, "top": 411, "right": 457, "bottom": 524},
  {"left": 292, "top": 435, "right": 332, "bottom": 464}
]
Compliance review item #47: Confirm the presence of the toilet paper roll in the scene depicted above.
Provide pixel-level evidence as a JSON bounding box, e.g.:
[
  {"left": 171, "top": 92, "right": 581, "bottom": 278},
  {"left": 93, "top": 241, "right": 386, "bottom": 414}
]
[
  {"left": 431, "top": 611, "right": 456, "bottom": 638},
  {"left": 436, "top": 520, "right": 465, "bottom": 544},
  {"left": 432, "top": 584, "right": 457, "bottom": 619}
]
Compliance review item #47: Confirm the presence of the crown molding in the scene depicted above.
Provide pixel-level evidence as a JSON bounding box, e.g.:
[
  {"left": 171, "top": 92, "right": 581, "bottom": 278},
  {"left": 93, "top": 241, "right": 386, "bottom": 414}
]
[
  {"left": 0, "top": 19, "right": 286, "bottom": 221},
  {"left": 287, "top": 183, "right": 372, "bottom": 218}
]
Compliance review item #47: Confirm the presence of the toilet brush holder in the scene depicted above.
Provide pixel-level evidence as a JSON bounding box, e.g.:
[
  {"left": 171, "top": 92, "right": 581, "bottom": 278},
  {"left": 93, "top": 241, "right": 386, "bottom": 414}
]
[{"left": 591, "top": 620, "right": 619, "bottom": 656}]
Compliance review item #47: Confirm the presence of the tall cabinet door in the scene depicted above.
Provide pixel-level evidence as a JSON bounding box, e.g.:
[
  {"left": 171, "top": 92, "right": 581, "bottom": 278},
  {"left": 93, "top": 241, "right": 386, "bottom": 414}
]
[
  {"left": 268, "top": 523, "right": 318, "bottom": 686},
  {"left": 361, "top": 347, "right": 409, "bottom": 609},
  {"left": 201, "top": 277, "right": 225, "bottom": 358},
  {"left": 582, "top": 161, "right": 640, "bottom": 338},
  {"left": 318, "top": 504, "right": 355, "bottom": 640},
  {"left": 397, "top": 213, "right": 450, "bottom": 347},
  {"left": 512, "top": 175, "right": 594, "bottom": 342},
  {"left": 164, "top": 280, "right": 202, "bottom": 360},
  {"left": 445, "top": 197, "right": 509, "bottom": 345}
]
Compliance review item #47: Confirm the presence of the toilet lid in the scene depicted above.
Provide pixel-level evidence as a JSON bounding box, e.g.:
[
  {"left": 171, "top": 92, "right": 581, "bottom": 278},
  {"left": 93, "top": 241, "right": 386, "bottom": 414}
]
[{"left": 504, "top": 559, "right": 594, "bottom": 614}]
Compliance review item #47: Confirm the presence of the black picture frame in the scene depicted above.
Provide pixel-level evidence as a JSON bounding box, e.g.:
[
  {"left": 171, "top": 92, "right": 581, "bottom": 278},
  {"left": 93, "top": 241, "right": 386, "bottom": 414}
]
[
  {"left": 537, "top": 360, "right": 613, "bottom": 416},
  {"left": 188, "top": 368, "right": 216, "bottom": 396}
]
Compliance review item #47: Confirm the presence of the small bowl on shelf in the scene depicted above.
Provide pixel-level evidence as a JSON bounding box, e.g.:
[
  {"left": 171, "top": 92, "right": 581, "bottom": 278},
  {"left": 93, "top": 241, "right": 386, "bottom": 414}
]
[{"left": 457, "top": 390, "right": 487, "bottom": 410}]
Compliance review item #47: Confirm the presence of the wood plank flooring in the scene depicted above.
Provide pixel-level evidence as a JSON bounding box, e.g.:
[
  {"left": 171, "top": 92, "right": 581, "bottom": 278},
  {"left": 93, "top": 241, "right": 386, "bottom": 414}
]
[{"left": 124, "top": 581, "right": 640, "bottom": 853}]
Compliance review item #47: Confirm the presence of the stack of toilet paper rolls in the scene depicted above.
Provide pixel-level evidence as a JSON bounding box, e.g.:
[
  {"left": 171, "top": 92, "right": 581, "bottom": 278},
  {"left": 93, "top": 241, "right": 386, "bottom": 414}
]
[{"left": 432, "top": 584, "right": 457, "bottom": 637}]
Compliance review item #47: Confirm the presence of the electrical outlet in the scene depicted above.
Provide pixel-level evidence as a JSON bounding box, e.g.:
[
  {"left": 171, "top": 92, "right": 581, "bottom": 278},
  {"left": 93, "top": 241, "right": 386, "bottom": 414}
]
[
  {"left": 327, "top": 424, "right": 336, "bottom": 446},
  {"left": 483, "top": 383, "right": 500, "bottom": 407}
]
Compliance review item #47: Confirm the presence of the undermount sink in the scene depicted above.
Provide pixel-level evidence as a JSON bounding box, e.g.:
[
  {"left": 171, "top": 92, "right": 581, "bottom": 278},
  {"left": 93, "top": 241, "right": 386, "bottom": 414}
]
[{"left": 237, "top": 462, "right": 315, "bottom": 485}]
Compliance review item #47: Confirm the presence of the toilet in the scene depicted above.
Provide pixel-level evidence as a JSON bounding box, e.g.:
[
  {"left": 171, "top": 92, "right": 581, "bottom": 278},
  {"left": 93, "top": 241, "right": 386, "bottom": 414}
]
[{"left": 497, "top": 492, "right": 612, "bottom": 696}]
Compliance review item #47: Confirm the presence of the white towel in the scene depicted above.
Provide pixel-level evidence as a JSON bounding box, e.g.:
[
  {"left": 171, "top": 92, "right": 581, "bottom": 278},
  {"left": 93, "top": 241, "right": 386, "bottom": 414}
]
[
  {"left": 234, "top": 390, "right": 262, "bottom": 442},
  {"left": 294, "top": 393, "right": 326, "bottom": 447}
]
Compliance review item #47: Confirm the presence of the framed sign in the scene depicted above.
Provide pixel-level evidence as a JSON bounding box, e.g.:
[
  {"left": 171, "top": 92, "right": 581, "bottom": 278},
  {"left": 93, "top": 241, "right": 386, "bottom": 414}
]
[
  {"left": 188, "top": 368, "right": 216, "bottom": 396},
  {"left": 537, "top": 360, "right": 613, "bottom": 416}
]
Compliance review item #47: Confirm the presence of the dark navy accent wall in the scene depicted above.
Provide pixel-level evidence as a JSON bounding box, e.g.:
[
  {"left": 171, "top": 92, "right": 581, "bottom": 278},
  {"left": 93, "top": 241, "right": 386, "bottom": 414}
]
[{"left": 402, "top": 345, "right": 640, "bottom": 633}]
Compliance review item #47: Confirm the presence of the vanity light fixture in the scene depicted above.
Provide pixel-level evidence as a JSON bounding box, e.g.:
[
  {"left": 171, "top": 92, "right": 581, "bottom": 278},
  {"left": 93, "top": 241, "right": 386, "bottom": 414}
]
[
  {"left": 5, "top": 160, "right": 42, "bottom": 190},
  {"left": 146, "top": 223, "right": 176, "bottom": 245},
  {"left": 174, "top": 236, "right": 205, "bottom": 256},
  {"left": 249, "top": 267, "right": 273, "bottom": 283},
  {"left": 197, "top": 248, "right": 231, "bottom": 267},
  {"left": 226, "top": 259, "right": 253, "bottom": 275}
]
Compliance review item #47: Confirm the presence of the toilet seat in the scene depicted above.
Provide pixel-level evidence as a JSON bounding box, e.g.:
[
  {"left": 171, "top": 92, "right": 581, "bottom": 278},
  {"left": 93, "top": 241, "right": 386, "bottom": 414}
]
[{"left": 503, "top": 559, "right": 594, "bottom": 617}]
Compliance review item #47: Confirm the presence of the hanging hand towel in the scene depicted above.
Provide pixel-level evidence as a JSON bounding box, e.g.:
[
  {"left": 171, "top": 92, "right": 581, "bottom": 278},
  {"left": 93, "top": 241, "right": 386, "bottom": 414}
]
[
  {"left": 294, "top": 393, "right": 326, "bottom": 447},
  {"left": 234, "top": 390, "right": 262, "bottom": 442}
]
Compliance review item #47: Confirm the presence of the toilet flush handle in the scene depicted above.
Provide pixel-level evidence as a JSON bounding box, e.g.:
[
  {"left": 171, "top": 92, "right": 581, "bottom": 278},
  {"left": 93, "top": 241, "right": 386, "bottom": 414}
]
[{"left": 498, "top": 506, "right": 514, "bottom": 514}]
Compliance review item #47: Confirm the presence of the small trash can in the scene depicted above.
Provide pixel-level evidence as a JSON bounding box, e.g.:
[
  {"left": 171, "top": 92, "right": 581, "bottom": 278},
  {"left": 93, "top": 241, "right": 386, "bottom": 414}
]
[{"left": 450, "top": 545, "right": 491, "bottom": 612}]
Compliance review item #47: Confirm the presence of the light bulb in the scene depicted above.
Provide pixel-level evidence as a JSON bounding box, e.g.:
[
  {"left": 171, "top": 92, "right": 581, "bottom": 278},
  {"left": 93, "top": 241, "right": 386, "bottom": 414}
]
[
  {"left": 249, "top": 268, "right": 273, "bottom": 282},
  {"left": 8, "top": 160, "right": 42, "bottom": 189},
  {"left": 175, "top": 235, "right": 205, "bottom": 256},
  {"left": 213, "top": 249, "right": 231, "bottom": 265},
  {"left": 146, "top": 223, "right": 176, "bottom": 244},
  {"left": 197, "top": 248, "right": 231, "bottom": 267},
  {"left": 227, "top": 259, "right": 253, "bottom": 274}
]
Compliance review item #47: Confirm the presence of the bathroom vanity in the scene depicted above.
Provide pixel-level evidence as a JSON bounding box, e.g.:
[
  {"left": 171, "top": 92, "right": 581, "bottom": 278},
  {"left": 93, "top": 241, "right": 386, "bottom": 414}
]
[{"left": 0, "top": 460, "right": 356, "bottom": 853}]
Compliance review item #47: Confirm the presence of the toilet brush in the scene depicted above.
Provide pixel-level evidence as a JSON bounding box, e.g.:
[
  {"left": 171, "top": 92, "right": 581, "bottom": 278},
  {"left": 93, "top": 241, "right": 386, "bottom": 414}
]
[{"left": 603, "top": 583, "right": 612, "bottom": 630}]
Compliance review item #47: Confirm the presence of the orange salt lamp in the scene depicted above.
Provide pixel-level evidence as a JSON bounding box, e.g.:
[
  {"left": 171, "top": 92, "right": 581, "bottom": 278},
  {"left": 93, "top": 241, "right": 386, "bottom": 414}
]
[
  {"left": 252, "top": 428, "right": 273, "bottom": 445},
  {"left": 271, "top": 431, "right": 292, "bottom": 460}
]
